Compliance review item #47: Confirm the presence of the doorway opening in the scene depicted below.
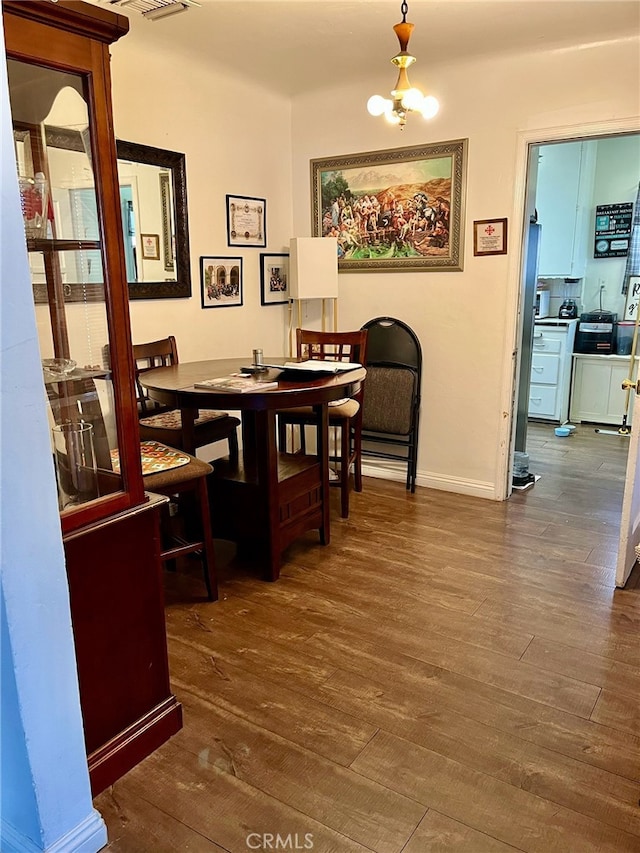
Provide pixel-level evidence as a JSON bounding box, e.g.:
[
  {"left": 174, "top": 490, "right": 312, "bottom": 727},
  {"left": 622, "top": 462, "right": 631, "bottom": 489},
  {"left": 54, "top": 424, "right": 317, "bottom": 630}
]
[{"left": 512, "top": 130, "right": 640, "bottom": 585}]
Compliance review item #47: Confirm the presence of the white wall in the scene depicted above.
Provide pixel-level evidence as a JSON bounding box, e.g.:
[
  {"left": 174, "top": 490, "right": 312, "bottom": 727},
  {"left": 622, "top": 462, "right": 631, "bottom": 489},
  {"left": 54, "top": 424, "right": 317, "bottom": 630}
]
[
  {"left": 109, "top": 16, "right": 294, "bottom": 363},
  {"left": 291, "top": 36, "right": 640, "bottom": 496}
]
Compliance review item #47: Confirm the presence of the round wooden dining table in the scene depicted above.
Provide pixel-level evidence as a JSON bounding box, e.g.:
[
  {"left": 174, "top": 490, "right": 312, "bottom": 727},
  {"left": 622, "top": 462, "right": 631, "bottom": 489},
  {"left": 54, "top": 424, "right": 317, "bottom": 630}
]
[{"left": 139, "top": 357, "right": 366, "bottom": 580}]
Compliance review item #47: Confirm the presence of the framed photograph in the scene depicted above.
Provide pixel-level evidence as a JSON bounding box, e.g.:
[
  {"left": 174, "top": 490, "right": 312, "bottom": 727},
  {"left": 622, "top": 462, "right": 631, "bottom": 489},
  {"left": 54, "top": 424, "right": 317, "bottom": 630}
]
[
  {"left": 473, "top": 218, "right": 508, "bottom": 256},
  {"left": 311, "top": 139, "right": 467, "bottom": 272},
  {"left": 260, "top": 253, "right": 290, "bottom": 305},
  {"left": 226, "top": 194, "right": 266, "bottom": 247},
  {"left": 200, "top": 256, "right": 243, "bottom": 308},
  {"left": 140, "top": 233, "right": 160, "bottom": 260}
]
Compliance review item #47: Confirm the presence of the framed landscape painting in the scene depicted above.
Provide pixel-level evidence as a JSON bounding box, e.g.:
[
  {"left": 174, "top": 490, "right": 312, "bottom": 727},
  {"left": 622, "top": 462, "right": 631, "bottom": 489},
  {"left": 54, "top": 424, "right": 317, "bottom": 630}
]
[{"left": 311, "top": 138, "right": 467, "bottom": 272}]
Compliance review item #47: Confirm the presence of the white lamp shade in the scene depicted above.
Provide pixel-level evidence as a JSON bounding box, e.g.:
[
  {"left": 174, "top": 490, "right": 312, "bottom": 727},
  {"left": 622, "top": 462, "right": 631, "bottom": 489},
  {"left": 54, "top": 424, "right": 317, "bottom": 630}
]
[{"left": 289, "top": 237, "right": 338, "bottom": 300}]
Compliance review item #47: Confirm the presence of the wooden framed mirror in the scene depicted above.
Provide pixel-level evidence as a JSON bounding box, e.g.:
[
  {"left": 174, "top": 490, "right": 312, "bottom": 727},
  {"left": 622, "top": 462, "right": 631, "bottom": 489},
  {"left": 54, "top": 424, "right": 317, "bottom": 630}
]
[{"left": 116, "top": 140, "right": 192, "bottom": 299}]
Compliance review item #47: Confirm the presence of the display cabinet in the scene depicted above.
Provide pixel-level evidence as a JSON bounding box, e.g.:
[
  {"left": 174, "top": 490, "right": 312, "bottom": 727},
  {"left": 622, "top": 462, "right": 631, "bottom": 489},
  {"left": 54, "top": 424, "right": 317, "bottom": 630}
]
[{"left": 3, "top": 0, "right": 181, "bottom": 795}]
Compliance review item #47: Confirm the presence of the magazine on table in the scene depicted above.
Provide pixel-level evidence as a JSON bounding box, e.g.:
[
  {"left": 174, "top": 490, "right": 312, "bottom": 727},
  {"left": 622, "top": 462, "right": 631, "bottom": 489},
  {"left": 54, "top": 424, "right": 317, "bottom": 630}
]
[{"left": 193, "top": 373, "right": 278, "bottom": 392}]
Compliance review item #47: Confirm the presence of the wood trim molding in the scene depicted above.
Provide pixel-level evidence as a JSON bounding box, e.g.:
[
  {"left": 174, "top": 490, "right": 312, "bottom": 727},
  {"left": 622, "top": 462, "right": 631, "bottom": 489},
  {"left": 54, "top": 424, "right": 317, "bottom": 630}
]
[{"left": 2, "top": 0, "right": 129, "bottom": 45}]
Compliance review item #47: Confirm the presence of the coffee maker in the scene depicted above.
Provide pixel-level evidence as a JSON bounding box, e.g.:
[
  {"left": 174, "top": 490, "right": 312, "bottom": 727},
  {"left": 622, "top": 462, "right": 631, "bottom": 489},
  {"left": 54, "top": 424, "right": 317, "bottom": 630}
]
[
  {"left": 558, "top": 298, "right": 578, "bottom": 319},
  {"left": 558, "top": 278, "right": 580, "bottom": 319}
]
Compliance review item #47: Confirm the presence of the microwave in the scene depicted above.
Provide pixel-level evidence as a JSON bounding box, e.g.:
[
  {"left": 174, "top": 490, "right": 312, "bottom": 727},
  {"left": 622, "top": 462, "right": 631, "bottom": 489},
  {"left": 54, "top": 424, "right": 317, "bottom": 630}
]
[{"left": 535, "top": 289, "right": 550, "bottom": 319}]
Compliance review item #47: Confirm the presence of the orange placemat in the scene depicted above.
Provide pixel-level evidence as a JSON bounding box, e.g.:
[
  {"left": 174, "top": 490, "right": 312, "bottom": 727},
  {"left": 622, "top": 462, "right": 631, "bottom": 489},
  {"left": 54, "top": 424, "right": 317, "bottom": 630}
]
[{"left": 111, "top": 440, "right": 191, "bottom": 475}]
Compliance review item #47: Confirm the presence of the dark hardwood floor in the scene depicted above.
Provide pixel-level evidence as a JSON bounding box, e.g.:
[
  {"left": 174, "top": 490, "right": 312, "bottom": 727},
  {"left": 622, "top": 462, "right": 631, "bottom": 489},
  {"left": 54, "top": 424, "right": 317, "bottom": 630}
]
[{"left": 95, "top": 422, "right": 640, "bottom": 852}]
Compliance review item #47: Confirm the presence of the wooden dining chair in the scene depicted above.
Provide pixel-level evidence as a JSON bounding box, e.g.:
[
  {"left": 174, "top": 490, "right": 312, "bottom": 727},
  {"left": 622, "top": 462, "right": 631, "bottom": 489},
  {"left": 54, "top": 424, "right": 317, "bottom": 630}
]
[
  {"left": 132, "top": 336, "right": 240, "bottom": 463},
  {"left": 277, "top": 328, "right": 367, "bottom": 518},
  {"left": 47, "top": 374, "right": 218, "bottom": 600}
]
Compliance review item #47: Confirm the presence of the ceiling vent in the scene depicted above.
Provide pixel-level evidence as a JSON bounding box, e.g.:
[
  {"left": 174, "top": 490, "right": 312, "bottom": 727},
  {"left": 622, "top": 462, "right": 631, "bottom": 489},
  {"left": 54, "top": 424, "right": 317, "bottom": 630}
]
[{"left": 104, "top": 0, "right": 200, "bottom": 21}]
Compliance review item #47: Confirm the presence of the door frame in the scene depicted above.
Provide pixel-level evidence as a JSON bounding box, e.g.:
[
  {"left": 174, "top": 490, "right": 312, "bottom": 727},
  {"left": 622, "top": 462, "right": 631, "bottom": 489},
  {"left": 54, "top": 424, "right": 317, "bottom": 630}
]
[{"left": 496, "top": 115, "right": 640, "bottom": 501}]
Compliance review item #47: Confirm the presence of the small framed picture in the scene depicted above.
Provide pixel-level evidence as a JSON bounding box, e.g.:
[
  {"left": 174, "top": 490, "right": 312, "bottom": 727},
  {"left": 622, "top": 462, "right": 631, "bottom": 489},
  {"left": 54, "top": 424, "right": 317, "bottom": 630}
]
[
  {"left": 260, "top": 253, "right": 290, "bottom": 305},
  {"left": 226, "top": 194, "right": 266, "bottom": 248},
  {"left": 473, "top": 218, "right": 508, "bottom": 256},
  {"left": 140, "top": 233, "right": 160, "bottom": 260},
  {"left": 200, "top": 256, "right": 243, "bottom": 308}
]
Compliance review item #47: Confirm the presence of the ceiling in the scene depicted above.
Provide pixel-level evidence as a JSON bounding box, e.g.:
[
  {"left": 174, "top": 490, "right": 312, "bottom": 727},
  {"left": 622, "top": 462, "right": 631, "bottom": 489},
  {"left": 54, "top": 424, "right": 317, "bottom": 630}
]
[{"left": 101, "top": 0, "right": 640, "bottom": 97}]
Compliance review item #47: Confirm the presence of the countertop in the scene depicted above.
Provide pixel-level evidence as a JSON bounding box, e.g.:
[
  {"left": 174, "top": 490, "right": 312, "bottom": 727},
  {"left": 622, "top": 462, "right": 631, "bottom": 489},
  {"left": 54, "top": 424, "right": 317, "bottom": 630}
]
[{"left": 534, "top": 318, "right": 579, "bottom": 327}]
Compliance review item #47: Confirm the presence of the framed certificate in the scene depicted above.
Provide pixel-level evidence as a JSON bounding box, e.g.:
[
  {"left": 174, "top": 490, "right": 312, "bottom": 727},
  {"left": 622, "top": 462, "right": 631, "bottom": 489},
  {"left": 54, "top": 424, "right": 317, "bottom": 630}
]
[
  {"left": 226, "top": 194, "right": 266, "bottom": 248},
  {"left": 473, "top": 218, "right": 508, "bottom": 256}
]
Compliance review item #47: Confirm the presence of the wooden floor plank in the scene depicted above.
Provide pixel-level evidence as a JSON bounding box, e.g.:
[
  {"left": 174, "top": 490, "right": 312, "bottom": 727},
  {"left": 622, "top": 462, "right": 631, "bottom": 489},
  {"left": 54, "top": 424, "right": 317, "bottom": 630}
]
[
  {"left": 402, "top": 810, "right": 526, "bottom": 852},
  {"left": 521, "top": 635, "right": 640, "bottom": 701},
  {"left": 304, "top": 668, "right": 640, "bottom": 837},
  {"left": 172, "top": 690, "right": 424, "bottom": 853},
  {"left": 591, "top": 689, "right": 640, "bottom": 736},
  {"left": 351, "top": 731, "right": 640, "bottom": 853},
  {"left": 93, "top": 787, "right": 227, "bottom": 852},
  {"left": 108, "top": 739, "right": 373, "bottom": 853},
  {"left": 167, "top": 639, "right": 377, "bottom": 766},
  {"left": 302, "top": 626, "right": 601, "bottom": 718}
]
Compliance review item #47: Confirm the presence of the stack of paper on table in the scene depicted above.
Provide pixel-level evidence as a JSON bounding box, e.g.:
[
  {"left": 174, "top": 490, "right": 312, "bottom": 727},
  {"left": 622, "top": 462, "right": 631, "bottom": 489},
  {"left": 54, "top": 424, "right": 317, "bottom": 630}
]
[
  {"left": 194, "top": 374, "right": 278, "bottom": 392},
  {"left": 268, "top": 360, "right": 362, "bottom": 374}
]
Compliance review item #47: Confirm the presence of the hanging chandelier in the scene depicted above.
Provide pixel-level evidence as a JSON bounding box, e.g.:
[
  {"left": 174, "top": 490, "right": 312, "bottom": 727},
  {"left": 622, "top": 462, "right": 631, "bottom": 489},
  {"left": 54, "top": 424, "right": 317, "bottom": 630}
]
[{"left": 367, "top": 0, "right": 439, "bottom": 129}]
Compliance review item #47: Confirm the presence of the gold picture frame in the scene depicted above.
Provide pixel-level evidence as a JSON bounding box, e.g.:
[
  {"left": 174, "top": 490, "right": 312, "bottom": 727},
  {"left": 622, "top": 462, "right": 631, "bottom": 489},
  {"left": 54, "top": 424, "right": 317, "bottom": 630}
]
[{"left": 311, "top": 138, "right": 467, "bottom": 272}]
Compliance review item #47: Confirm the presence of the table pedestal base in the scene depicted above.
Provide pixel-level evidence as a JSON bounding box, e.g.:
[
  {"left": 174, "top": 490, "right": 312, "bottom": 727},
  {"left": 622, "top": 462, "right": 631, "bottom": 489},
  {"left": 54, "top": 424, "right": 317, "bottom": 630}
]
[{"left": 208, "top": 452, "right": 327, "bottom": 581}]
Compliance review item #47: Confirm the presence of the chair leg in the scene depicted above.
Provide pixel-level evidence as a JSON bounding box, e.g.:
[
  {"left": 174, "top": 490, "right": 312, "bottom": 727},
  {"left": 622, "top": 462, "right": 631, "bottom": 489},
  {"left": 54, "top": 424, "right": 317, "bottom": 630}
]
[
  {"left": 197, "top": 476, "right": 218, "bottom": 601},
  {"left": 353, "top": 422, "right": 363, "bottom": 493},
  {"left": 228, "top": 429, "right": 239, "bottom": 465},
  {"left": 340, "top": 419, "right": 350, "bottom": 518},
  {"left": 277, "top": 416, "right": 287, "bottom": 453}
]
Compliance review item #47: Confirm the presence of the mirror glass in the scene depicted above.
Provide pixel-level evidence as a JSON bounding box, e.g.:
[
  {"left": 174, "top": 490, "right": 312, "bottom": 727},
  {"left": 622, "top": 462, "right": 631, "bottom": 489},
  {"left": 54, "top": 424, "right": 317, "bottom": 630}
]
[{"left": 116, "top": 140, "right": 192, "bottom": 299}]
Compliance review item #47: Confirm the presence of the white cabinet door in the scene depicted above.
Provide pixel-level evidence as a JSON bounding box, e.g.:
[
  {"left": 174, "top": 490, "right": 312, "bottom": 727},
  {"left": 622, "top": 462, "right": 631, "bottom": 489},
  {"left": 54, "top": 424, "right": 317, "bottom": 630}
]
[
  {"left": 570, "top": 355, "right": 639, "bottom": 424},
  {"left": 536, "top": 141, "right": 596, "bottom": 278}
]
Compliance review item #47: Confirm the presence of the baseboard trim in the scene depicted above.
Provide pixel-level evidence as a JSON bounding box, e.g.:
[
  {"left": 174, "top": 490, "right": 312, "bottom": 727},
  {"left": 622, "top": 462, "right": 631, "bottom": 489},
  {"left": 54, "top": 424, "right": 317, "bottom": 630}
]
[
  {"left": 1, "top": 810, "right": 107, "bottom": 853},
  {"left": 361, "top": 461, "right": 498, "bottom": 500},
  {"left": 88, "top": 695, "right": 182, "bottom": 797}
]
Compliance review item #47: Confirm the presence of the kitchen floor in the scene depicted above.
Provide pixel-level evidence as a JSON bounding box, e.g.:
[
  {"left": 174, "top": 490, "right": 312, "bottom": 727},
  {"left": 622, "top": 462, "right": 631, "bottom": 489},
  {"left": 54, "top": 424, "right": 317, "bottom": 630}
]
[{"left": 95, "top": 424, "right": 639, "bottom": 852}]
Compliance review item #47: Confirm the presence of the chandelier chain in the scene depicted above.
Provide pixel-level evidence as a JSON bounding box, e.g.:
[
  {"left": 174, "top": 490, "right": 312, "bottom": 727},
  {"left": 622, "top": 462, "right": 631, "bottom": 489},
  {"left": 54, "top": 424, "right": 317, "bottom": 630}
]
[{"left": 400, "top": 1, "right": 408, "bottom": 23}]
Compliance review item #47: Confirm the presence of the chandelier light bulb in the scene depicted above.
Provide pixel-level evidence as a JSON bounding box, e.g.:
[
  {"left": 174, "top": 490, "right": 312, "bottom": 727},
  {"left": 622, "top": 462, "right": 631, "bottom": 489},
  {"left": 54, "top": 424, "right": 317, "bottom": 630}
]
[
  {"left": 366, "top": 1, "right": 440, "bottom": 129},
  {"left": 401, "top": 87, "right": 425, "bottom": 111},
  {"left": 367, "top": 95, "right": 390, "bottom": 117},
  {"left": 420, "top": 95, "right": 440, "bottom": 119}
]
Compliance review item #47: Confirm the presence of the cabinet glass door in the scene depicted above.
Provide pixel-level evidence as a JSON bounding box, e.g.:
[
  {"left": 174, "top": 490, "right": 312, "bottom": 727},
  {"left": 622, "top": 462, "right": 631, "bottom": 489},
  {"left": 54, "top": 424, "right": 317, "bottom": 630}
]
[{"left": 7, "top": 58, "right": 134, "bottom": 524}]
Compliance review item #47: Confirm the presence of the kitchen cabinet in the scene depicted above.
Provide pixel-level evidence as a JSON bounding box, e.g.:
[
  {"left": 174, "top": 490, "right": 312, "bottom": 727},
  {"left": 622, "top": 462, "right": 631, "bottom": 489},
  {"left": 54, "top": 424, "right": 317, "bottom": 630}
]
[
  {"left": 4, "top": 0, "right": 181, "bottom": 795},
  {"left": 536, "top": 140, "right": 596, "bottom": 278},
  {"left": 528, "top": 320, "right": 577, "bottom": 422},
  {"left": 570, "top": 354, "right": 639, "bottom": 425}
]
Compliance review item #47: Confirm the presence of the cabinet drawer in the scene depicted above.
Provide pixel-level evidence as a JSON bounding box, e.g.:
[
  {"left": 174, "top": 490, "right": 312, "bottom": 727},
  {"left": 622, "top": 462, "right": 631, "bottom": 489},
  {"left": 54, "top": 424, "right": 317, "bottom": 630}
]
[
  {"left": 532, "top": 333, "right": 562, "bottom": 354},
  {"left": 530, "top": 353, "right": 560, "bottom": 385},
  {"left": 529, "top": 384, "right": 558, "bottom": 417}
]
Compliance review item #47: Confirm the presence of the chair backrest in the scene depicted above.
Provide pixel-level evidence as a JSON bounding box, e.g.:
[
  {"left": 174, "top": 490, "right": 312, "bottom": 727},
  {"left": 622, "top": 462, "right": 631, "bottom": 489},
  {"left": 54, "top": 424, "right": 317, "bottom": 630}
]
[
  {"left": 132, "top": 336, "right": 179, "bottom": 416},
  {"left": 361, "top": 317, "right": 421, "bottom": 375},
  {"left": 296, "top": 328, "right": 367, "bottom": 366}
]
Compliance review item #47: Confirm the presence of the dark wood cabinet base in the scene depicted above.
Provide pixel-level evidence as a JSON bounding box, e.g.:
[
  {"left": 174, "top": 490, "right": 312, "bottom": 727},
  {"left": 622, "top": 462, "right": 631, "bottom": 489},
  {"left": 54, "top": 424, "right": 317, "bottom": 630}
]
[
  {"left": 88, "top": 696, "right": 182, "bottom": 796},
  {"left": 64, "top": 495, "right": 181, "bottom": 796}
]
